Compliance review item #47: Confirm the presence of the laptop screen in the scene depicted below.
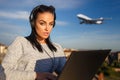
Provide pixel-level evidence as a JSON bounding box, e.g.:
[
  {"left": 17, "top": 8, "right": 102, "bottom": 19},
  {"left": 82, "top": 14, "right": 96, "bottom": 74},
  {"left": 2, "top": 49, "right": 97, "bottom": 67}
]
[{"left": 58, "top": 49, "right": 111, "bottom": 80}]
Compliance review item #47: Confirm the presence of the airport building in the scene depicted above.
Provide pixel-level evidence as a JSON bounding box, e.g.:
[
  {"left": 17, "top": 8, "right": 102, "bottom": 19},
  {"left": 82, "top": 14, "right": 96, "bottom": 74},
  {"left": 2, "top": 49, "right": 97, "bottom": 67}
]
[
  {"left": 0, "top": 43, "right": 7, "bottom": 63},
  {"left": 0, "top": 43, "right": 7, "bottom": 54}
]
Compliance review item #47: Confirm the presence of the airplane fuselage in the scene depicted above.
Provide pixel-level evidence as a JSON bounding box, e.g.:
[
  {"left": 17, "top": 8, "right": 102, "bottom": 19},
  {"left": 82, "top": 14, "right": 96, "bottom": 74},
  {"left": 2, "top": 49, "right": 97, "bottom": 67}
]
[{"left": 77, "top": 14, "right": 106, "bottom": 24}]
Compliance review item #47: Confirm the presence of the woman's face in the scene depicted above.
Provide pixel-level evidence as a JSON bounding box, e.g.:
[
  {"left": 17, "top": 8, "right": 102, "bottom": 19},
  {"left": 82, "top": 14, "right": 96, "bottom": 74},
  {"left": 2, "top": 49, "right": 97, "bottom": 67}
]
[{"left": 35, "top": 12, "right": 54, "bottom": 42}]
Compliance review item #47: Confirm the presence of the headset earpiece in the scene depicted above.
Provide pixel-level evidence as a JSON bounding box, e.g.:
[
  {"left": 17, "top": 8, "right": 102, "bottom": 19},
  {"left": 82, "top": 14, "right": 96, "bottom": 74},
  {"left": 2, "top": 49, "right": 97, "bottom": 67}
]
[{"left": 29, "top": 10, "right": 34, "bottom": 28}]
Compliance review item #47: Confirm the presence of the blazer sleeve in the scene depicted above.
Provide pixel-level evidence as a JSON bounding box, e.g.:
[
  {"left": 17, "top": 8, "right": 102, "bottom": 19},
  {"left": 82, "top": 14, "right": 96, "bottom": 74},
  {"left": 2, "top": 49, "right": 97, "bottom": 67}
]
[{"left": 1, "top": 37, "right": 36, "bottom": 80}]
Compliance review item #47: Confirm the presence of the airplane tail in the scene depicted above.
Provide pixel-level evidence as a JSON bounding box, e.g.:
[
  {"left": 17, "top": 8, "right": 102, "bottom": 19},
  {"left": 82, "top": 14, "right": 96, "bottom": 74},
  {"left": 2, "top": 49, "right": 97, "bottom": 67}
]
[
  {"left": 104, "top": 18, "right": 112, "bottom": 20},
  {"left": 99, "top": 17, "right": 104, "bottom": 20},
  {"left": 99, "top": 17, "right": 112, "bottom": 20}
]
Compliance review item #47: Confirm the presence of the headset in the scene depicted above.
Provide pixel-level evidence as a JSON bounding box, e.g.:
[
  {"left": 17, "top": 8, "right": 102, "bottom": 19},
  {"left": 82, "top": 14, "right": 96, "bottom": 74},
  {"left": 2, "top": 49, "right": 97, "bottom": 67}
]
[
  {"left": 29, "top": 5, "right": 56, "bottom": 28},
  {"left": 29, "top": 5, "right": 41, "bottom": 28}
]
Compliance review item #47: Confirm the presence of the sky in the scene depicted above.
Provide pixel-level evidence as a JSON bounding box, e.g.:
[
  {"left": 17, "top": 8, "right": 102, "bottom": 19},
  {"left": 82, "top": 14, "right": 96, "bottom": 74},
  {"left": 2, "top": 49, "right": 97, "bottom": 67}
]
[{"left": 0, "top": 0, "right": 120, "bottom": 51}]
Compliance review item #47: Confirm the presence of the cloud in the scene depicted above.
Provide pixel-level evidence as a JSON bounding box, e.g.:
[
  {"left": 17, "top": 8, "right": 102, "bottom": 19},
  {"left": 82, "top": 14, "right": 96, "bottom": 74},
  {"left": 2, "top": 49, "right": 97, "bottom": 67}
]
[
  {"left": 0, "top": 32, "right": 18, "bottom": 45},
  {"left": 56, "top": 21, "right": 68, "bottom": 26},
  {"left": 0, "top": 0, "right": 86, "bottom": 10},
  {"left": 0, "top": 10, "right": 69, "bottom": 27},
  {"left": 52, "top": 30, "right": 120, "bottom": 51},
  {"left": 39, "top": 0, "right": 84, "bottom": 9},
  {"left": 0, "top": 0, "right": 35, "bottom": 9},
  {"left": 0, "top": 11, "right": 29, "bottom": 20},
  {"left": 0, "top": 21, "right": 30, "bottom": 45},
  {"left": 0, "top": 21, "right": 29, "bottom": 34}
]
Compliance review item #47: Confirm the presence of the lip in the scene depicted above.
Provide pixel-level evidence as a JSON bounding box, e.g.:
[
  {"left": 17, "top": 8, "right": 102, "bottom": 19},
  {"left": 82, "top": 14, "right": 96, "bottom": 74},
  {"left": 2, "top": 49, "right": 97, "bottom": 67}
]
[{"left": 43, "top": 32, "right": 49, "bottom": 36}]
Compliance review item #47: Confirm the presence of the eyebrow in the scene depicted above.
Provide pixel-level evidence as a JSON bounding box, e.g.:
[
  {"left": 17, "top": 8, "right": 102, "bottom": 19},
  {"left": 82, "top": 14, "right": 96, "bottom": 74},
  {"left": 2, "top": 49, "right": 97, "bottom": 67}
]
[
  {"left": 39, "top": 20, "right": 54, "bottom": 23},
  {"left": 39, "top": 20, "right": 46, "bottom": 23}
]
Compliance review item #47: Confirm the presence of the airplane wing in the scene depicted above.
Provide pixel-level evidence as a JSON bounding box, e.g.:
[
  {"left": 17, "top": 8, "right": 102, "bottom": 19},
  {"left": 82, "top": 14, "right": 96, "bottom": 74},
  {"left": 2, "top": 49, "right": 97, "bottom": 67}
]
[
  {"left": 91, "top": 17, "right": 112, "bottom": 21},
  {"left": 91, "top": 17, "right": 104, "bottom": 21}
]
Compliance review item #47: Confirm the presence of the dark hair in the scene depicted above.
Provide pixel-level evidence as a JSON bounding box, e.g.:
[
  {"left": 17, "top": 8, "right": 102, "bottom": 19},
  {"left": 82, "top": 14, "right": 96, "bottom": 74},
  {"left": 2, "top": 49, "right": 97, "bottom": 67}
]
[{"left": 26, "top": 4, "right": 57, "bottom": 52}]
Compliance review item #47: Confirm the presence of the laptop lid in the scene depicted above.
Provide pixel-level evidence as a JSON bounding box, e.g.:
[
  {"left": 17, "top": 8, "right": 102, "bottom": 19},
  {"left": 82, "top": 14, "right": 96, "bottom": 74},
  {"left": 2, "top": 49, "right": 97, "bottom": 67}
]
[{"left": 58, "top": 49, "right": 111, "bottom": 80}]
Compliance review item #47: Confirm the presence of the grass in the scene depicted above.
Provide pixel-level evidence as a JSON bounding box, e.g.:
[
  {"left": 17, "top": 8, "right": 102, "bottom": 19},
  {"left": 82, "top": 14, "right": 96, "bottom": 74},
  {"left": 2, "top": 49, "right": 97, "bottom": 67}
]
[
  {"left": 105, "top": 69, "right": 120, "bottom": 80},
  {"left": 97, "top": 61, "right": 120, "bottom": 80}
]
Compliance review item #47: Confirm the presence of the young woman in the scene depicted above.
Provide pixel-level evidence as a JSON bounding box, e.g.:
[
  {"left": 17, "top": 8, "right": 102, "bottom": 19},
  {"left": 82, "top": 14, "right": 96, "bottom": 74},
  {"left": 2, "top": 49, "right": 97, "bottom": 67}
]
[{"left": 1, "top": 5, "right": 66, "bottom": 80}]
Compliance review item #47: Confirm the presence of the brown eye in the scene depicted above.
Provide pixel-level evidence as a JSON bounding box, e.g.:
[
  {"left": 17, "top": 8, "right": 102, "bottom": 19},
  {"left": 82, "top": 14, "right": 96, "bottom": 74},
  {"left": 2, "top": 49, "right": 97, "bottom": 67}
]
[
  {"left": 40, "top": 22, "right": 45, "bottom": 26},
  {"left": 50, "top": 22, "right": 54, "bottom": 26},
  {"left": 50, "top": 23, "right": 53, "bottom": 26}
]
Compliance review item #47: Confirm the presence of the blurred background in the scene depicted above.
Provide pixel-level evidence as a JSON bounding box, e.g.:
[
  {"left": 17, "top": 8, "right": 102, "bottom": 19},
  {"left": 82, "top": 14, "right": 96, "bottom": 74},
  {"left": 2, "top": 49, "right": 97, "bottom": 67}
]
[{"left": 0, "top": 0, "right": 120, "bottom": 80}]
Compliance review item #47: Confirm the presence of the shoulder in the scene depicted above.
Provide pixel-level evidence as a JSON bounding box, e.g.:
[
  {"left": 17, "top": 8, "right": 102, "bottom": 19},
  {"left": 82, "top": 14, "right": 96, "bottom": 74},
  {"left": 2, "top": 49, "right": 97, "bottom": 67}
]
[
  {"left": 52, "top": 43, "right": 66, "bottom": 57},
  {"left": 53, "top": 42, "right": 63, "bottom": 49},
  {"left": 8, "top": 36, "right": 28, "bottom": 48},
  {"left": 11, "top": 36, "right": 28, "bottom": 45},
  {"left": 14, "top": 36, "right": 27, "bottom": 42},
  {"left": 52, "top": 42, "right": 64, "bottom": 52}
]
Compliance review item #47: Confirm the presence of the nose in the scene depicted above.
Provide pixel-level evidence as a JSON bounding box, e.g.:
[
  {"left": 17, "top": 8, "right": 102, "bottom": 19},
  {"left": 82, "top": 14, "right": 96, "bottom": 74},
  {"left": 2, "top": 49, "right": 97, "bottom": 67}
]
[{"left": 45, "top": 24, "right": 49, "bottom": 31}]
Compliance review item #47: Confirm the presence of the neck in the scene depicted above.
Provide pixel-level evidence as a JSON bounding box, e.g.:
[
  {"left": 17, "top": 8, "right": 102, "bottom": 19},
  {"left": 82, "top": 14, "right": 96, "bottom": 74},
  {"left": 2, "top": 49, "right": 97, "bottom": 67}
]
[{"left": 37, "top": 38, "right": 46, "bottom": 44}]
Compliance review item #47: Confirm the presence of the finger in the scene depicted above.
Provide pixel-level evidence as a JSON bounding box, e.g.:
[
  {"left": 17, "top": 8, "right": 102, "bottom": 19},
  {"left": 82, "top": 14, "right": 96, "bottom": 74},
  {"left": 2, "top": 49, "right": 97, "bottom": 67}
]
[{"left": 46, "top": 75, "right": 56, "bottom": 80}]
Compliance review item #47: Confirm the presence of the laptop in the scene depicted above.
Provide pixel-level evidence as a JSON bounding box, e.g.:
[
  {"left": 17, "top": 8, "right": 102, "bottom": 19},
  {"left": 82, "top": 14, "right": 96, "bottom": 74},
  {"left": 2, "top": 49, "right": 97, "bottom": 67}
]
[{"left": 57, "top": 49, "right": 111, "bottom": 80}]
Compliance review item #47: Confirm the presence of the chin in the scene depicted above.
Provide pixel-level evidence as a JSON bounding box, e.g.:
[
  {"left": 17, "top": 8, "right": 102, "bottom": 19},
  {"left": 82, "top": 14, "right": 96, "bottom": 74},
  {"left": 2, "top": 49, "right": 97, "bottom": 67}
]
[{"left": 43, "top": 36, "right": 49, "bottom": 39}]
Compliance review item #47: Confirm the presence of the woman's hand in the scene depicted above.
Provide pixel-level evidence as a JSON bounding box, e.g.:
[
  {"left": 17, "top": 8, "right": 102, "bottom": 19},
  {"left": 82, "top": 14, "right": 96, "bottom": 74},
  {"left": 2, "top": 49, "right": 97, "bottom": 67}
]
[{"left": 36, "top": 72, "right": 57, "bottom": 80}]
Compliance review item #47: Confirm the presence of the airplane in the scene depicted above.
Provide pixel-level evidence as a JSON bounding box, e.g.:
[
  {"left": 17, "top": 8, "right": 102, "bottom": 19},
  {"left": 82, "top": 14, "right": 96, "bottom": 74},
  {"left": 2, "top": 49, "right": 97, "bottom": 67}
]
[{"left": 77, "top": 14, "right": 112, "bottom": 24}]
